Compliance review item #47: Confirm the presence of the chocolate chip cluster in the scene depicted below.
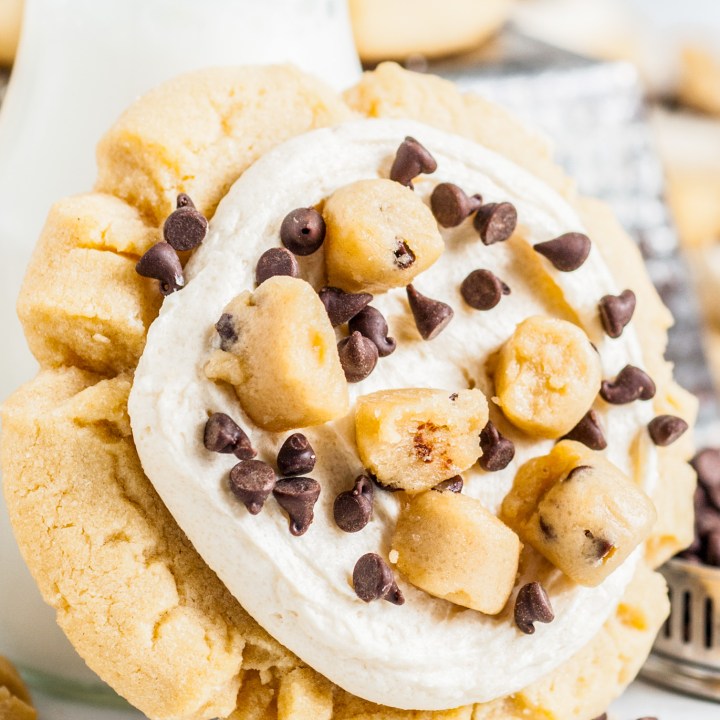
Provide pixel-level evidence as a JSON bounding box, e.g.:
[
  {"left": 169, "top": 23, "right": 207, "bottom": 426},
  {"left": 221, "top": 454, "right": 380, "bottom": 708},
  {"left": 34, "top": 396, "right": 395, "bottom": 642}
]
[{"left": 682, "top": 448, "right": 720, "bottom": 566}]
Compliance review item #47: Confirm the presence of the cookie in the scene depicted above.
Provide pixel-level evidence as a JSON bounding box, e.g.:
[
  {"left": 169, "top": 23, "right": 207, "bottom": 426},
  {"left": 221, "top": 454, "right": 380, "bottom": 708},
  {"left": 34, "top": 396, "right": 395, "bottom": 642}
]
[
  {"left": 348, "top": 0, "right": 511, "bottom": 64},
  {"left": 0, "top": 0, "right": 22, "bottom": 66},
  {"left": 0, "top": 656, "right": 36, "bottom": 720},
  {"left": 1, "top": 63, "right": 696, "bottom": 720}
]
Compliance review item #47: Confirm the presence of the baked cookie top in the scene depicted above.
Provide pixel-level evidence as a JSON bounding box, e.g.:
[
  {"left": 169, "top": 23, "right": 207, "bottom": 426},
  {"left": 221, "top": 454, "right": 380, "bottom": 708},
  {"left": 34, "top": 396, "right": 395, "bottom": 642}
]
[
  {"left": 132, "top": 116, "right": 667, "bottom": 708},
  {"left": 2, "top": 62, "right": 698, "bottom": 720}
]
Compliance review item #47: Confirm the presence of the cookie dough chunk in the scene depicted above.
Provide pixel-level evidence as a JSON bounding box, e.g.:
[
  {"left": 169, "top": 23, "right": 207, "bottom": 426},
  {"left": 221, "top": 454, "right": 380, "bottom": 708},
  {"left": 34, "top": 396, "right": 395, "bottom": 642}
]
[
  {"left": 494, "top": 316, "right": 602, "bottom": 438},
  {"left": 392, "top": 491, "right": 520, "bottom": 614},
  {"left": 502, "top": 441, "right": 656, "bottom": 587},
  {"left": 18, "top": 193, "right": 161, "bottom": 375},
  {"left": 355, "top": 388, "right": 488, "bottom": 493},
  {"left": 0, "top": 656, "right": 36, "bottom": 720},
  {"left": 323, "top": 179, "right": 444, "bottom": 293},
  {"left": 206, "top": 276, "right": 349, "bottom": 432}
]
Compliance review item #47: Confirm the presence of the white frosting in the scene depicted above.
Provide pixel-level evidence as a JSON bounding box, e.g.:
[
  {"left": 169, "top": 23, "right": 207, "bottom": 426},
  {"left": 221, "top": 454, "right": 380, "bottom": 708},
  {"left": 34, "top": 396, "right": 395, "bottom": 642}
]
[{"left": 129, "top": 119, "right": 658, "bottom": 710}]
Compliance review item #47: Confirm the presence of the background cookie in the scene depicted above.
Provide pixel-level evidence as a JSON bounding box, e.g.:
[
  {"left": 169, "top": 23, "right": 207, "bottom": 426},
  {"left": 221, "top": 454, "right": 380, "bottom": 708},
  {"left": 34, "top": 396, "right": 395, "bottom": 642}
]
[
  {"left": 0, "top": 655, "right": 36, "bottom": 720},
  {"left": 1, "top": 63, "right": 696, "bottom": 720},
  {"left": 348, "top": 0, "right": 512, "bottom": 64}
]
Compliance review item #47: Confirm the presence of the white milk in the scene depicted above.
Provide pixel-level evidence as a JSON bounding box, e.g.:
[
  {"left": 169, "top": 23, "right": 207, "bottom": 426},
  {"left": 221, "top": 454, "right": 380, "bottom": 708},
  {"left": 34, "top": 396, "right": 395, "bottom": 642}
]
[{"left": 0, "top": 0, "right": 359, "bottom": 689}]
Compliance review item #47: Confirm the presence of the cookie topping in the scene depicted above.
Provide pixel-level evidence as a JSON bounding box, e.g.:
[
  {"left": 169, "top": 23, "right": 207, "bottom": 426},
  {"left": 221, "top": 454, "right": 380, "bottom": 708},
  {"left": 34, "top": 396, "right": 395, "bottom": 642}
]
[
  {"left": 349, "top": 306, "right": 397, "bottom": 357},
  {"left": 648, "top": 415, "right": 689, "bottom": 446},
  {"left": 319, "top": 286, "right": 373, "bottom": 327},
  {"left": 204, "top": 412, "right": 256, "bottom": 460},
  {"left": 473, "top": 202, "right": 518, "bottom": 245},
  {"left": 280, "top": 207, "right": 326, "bottom": 256},
  {"left": 598, "top": 289, "right": 636, "bottom": 338},
  {"left": 229, "top": 460, "right": 276, "bottom": 515},
  {"left": 432, "top": 476, "right": 464, "bottom": 493},
  {"left": 334, "top": 475, "right": 374, "bottom": 532},
  {"left": 600, "top": 365, "right": 656, "bottom": 404},
  {"left": 406, "top": 284, "right": 454, "bottom": 340},
  {"left": 461, "top": 269, "right": 511, "bottom": 311},
  {"left": 215, "top": 313, "right": 238, "bottom": 351},
  {"left": 135, "top": 242, "right": 184, "bottom": 295},
  {"left": 273, "top": 477, "right": 321, "bottom": 536},
  {"left": 163, "top": 194, "right": 209, "bottom": 251},
  {"left": 479, "top": 421, "right": 515, "bottom": 471},
  {"left": 389, "top": 136, "right": 437, "bottom": 188},
  {"left": 338, "top": 331, "right": 379, "bottom": 383},
  {"left": 393, "top": 240, "right": 416, "bottom": 269},
  {"left": 561, "top": 409, "right": 607, "bottom": 451},
  {"left": 430, "top": 182, "right": 482, "bottom": 227},
  {"left": 514, "top": 582, "right": 554, "bottom": 635},
  {"left": 534, "top": 232, "right": 591, "bottom": 271},
  {"left": 255, "top": 247, "right": 299, "bottom": 286},
  {"left": 353, "top": 553, "right": 405, "bottom": 604},
  {"left": 277, "top": 433, "right": 316, "bottom": 477}
]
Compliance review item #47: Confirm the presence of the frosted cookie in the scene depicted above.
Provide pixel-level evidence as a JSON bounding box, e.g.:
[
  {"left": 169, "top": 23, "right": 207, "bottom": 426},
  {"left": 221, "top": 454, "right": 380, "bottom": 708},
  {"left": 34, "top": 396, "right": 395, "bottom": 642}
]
[
  {"left": 349, "top": 0, "right": 511, "bottom": 64},
  {"left": 0, "top": 656, "right": 36, "bottom": 720},
  {"left": 1, "top": 63, "right": 697, "bottom": 720}
]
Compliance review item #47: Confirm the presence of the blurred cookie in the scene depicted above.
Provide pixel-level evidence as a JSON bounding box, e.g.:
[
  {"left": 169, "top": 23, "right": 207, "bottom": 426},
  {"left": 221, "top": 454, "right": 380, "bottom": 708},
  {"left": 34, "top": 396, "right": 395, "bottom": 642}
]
[
  {"left": 349, "top": 0, "right": 512, "bottom": 63},
  {"left": 0, "top": 656, "right": 36, "bottom": 720}
]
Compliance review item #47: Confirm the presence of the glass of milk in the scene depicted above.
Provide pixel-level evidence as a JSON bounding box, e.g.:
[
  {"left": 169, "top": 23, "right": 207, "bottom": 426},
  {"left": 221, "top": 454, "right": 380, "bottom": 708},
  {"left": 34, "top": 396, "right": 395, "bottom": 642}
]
[{"left": 0, "top": 0, "right": 359, "bottom": 702}]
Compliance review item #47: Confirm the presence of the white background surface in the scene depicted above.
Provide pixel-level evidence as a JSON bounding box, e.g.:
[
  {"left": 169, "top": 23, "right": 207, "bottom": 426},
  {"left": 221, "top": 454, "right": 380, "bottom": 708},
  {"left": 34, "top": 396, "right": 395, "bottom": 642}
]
[{"left": 29, "top": 680, "right": 719, "bottom": 719}]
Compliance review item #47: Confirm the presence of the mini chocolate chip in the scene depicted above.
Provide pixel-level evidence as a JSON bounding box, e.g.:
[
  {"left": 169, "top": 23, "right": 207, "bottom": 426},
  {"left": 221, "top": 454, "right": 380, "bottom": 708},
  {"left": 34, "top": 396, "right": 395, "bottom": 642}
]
[
  {"left": 539, "top": 516, "right": 557, "bottom": 540},
  {"left": 432, "top": 476, "right": 463, "bottom": 493},
  {"left": 695, "top": 484, "right": 720, "bottom": 536},
  {"left": 449, "top": 393, "right": 458, "bottom": 401},
  {"left": 473, "top": 202, "right": 518, "bottom": 245},
  {"left": 353, "top": 553, "right": 404, "bottom": 604},
  {"left": 648, "top": 415, "right": 689, "bottom": 446},
  {"left": 561, "top": 410, "right": 607, "bottom": 451},
  {"left": 273, "top": 477, "right": 321, "bottom": 536},
  {"left": 215, "top": 313, "right": 238, "bottom": 351},
  {"left": 705, "top": 531, "right": 720, "bottom": 567},
  {"left": 600, "top": 365, "right": 656, "bottom": 404},
  {"left": 229, "top": 460, "right": 276, "bottom": 514},
  {"left": 566, "top": 465, "right": 592, "bottom": 481},
  {"left": 534, "top": 232, "right": 591, "bottom": 271},
  {"left": 349, "top": 306, "right": 396, "bottom": 357},
  {"left": 334, "top": 475, "right": 374, "bottom": 533},
  {"left": 692, "top": 448, "right": 720, "bottom": 510},
  {"left": 406, "top": 284, "right": 454, "bottom": 340},
  {"left": 430, "top": 183, "right": 482, "bottom": 227},
  {"left": 277, "top": 433, "right": 316, "bottom": 476},
  {"left": 163, "top": 200, "right": 208, "bottom": 252},
  {"left": 591, "top": 715, "right": 608, "bottom": 720},
  {"left": 393, "top": 240, "right": 416, "bottom": 269},
  {"left": 319, "top": 287, "right": 373, "bottom": 326},
  {"left": 599, "top": 289, "right": 636, "bottom": 338},
  {"left": 338, "top": 332, "right": 379, "bottom": 383},
  {"left": 255, "top": 247, "right": 299, "bottom": 285},
  {"left": 461, "top": 269, "right": 511, "bottom": 310},
  {"left": 514, "top": 582, "right": 554, "bottom": 635},
  {"left": 584, "top": 529, "right": 614, "bottom": 560},
  {"left": 479, "top": 421, "right": 515, "bottom": 472},
  {"left": 280, "top": 207, "right": 326, "bottom": 256},
  {"left": 389, "top": 136, "right": 437, "bottom": 188},
  {"left": 204, "top": 413, "right": 256, "bottom": 460},
  {"left": 136, "top": 242, "right": 185, "bottom": 295}
]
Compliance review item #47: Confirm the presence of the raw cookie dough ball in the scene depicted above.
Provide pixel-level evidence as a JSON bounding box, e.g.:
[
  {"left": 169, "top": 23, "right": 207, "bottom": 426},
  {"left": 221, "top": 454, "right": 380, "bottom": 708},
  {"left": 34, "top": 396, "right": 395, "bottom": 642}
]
[
  {"left": 323, "top": 178, "right": 444, "bottom": 293},
  {"left": 206, "top": 276, "right": 349, "bottom": 432},
  {"left": 502, "top": 441, "right": 656, "bottom": 587},
  {"left": 355, "top": 388, "right": 488, "bottom": 492},
  {"left": 392, "top": 490, "right": 521, "bottom": 614},
  {"left": 494, "top": 316, "right": 602, "bottom": 438},
  {"left": 349, "top": 0, "right": 512, "bottom": 64}
]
